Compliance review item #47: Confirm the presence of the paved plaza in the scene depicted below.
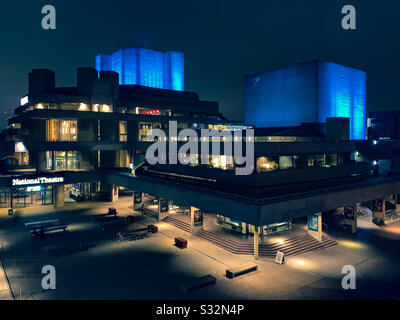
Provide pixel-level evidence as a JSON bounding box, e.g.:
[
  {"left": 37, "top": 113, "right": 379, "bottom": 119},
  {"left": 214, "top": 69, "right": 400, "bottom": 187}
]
[{"left": 0, "top": 195, "right": 399, "bottom": 300}]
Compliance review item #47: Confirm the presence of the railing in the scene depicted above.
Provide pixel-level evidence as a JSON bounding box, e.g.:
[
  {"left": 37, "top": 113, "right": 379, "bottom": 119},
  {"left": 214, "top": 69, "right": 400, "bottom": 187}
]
[{"left": 105, "top": 168, "right": 400, "bottom": 206}]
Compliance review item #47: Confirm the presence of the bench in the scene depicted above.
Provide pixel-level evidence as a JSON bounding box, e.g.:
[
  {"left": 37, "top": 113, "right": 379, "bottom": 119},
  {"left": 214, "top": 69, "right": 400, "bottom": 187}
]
[
  {"left": 179, "top": 275, "right": 216, "bottom": 293},
  {"left": 99, "top": 216, "right": 132, "bottom": 229},
  {"left": 25, "top": 219, "right": 60, "bottom": 231},
  {"left": 226, "top": 263, "right": 258, "bottom": 279},
  {"left": 148, "top": 225, "right": 158, "bottom": 233},
  {"left": 42, "top": 242, "right": 86, "bottom": 257},
  {"left": 175, "top": 237, "right": 187, "bottom": 248},
  {"left": 31, "top": 225, "right": 69, "bottom": 239},
  {"left": 118, "top": 228, "right": 149, "bottom": 242},
  {"left": 108, "top": 207, "right": 118, "bottom": 216}
]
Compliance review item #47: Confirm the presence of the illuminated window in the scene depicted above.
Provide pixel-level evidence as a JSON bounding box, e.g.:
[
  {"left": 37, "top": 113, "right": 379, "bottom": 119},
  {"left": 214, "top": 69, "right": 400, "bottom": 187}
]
[
  {"left": 46, "top": 119, "right": 78, "bottom": 141},
  {"left": 46, "top": 151, "right": 80, "bottom": 171},
  {"left": 119, "top": 121, "right": 128, "bottom": 142},
  {"left": 256, "top": 157, "right": 279, "bottom": 172}
]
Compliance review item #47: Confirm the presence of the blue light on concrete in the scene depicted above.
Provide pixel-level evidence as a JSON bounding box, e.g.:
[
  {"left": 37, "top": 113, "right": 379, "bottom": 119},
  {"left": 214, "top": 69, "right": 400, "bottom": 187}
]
[
  {"left": 96, "top": 48, "right": 184, "bottom": 91},
  {"left": 164, "top": 51, "right": 185, "bottom": 91},
  {"left": 95, "top": 54, "right": 112, "bottom": 72},
  {"left": 244, "top": 60, "right": 366, "bottom": 140},
  {"left": 318, "top": 61, "right": 366, "bottom": 140}
]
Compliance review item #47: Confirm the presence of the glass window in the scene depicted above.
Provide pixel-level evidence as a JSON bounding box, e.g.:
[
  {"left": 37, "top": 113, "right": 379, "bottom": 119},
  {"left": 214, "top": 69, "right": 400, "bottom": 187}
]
[
  {"left": 47, "top": 119, "right": 78, "bottom": 141},
  {"left": 279, "top": 156, "right": 293, "bottom": 170},
  {"left": 119, "top": 121, "right": 128, "bottom": 142},
  {"left": 47, "top": 151, "right": 80, "bottom": 171},
  {"left": 256, "top": 157, "right": 279, "bottom": 172},
  {"left": 67, "top": 151, "right": 79, "bottom": 170},
  {"left": 54, "top": 151, "right": 67, "bottom": 170}
]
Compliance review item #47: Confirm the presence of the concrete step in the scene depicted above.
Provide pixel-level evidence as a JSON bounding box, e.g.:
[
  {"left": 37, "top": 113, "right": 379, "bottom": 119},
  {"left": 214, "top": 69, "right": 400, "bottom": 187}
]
[{"left": 162, "top": 216, "right": 191, "bottom": 233}]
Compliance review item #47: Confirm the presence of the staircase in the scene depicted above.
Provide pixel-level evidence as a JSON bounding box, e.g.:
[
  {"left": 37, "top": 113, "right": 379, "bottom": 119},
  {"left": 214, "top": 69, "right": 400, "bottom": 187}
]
[
  {"left": 161, "top": 216, "right": 191, "bottom": 233},
  {"left": 259, "top": 234, "right": 337, "bottom": 257},
  {"left": 159, "top": 215, "right": 337, "bottom": 257},
  {"left": 196, "top": 229, "right": 337, "bottom": 257},
  {"left": 142, "top": 208, "right": 158, "bottom": 219},
  {"left": 196, "top": 229, "right": 254, "bottom": 254}
]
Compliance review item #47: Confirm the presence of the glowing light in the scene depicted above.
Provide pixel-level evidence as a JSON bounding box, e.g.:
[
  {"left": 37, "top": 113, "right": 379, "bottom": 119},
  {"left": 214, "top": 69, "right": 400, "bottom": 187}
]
[
  {"left": 15, "top": 142, "right": 27, "bottom": 153},
  {"left": 373, "top": 160, "right": 377, "bottom": 166},
  {"left": 79, "top": 103, "right": 88, "bottom": 111},
  {"left": 373, "top": 140, "right": 377, "bottom": 145},
  {"left": 36, "top": 103, "right": 44, "bottom": 109},
  {"left": 20, "top": 96, "right": 29, "bottom": 106},
  {"left": 244, "top": 60, "right": 366, "bottom": 140},
  {"left": 102, "top": 105, "right": 111, "bottom": 112},
  {"left": 338, "top": 240, "right": 364, "bottom": 249},
  {"left": 96, "top": 48, "right": 184, "bottom": 90},
  {"left": 296, "top": 260, "right": 306, "bottom": 266}
]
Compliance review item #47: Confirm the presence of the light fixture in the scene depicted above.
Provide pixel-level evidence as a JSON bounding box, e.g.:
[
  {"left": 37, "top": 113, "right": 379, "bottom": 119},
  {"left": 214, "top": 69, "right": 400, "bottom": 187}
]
[
  {"left": 20, "top": 96, "right": 29, "bottom": 106},
  {"left": 79, "top": 103, "right": 88, "bottom": 111}
]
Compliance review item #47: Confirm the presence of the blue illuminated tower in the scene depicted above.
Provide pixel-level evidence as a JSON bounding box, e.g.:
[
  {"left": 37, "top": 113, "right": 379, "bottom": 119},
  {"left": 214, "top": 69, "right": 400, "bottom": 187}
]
[
  {"left": 95, "top": 48, "right": 184, "bottom": 91},
  {"left": 244, "top": 60, "right": 366, "bottom": 140}
]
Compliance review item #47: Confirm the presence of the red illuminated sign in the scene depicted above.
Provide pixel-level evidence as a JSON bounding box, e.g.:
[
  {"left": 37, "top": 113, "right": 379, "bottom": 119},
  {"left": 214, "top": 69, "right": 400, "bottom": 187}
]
[{"left": 140, "top": 110, "right": 161, "bottom": 115}]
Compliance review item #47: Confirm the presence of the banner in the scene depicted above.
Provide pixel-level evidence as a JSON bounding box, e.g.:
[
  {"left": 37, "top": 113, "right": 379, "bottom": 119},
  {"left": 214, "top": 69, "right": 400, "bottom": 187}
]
[
  {"left": 160, "top": 199, "right": 169, "bottom": 213},
  {"left": 308, "top": 215, "right": 319, "bottom": 231},
  {"left": 194, "top": 210, "right": 203, "bottom": 226},
  {"left": 133, "top": 192, "right": 143, "bottom": 210}
]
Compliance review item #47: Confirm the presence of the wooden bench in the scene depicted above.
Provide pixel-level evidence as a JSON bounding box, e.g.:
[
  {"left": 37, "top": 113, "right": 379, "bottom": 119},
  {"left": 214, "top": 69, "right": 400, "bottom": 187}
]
[
  {"left": 226, "top": 263, "right": 258, "bottom": 279},
  {"left": 99, "top": 216, "right": 133, "bottom": 229},
  {"left": 25, "top": 219, "right": 60, "bottom": 231},
  {"left": 42, "top": 242, "right": 86, "bottom": 257},
  {"left": 118, "top": 228, "right": 149, "bottom": 242},
  {"left": 175, "top": 237, "right": 187, "bottom": 248},
  {"left": 31, "top": 225, "right": 68, "bottom": 239},
  {"left": 179, "top": 275, "right": 216, "bottom": 293}
]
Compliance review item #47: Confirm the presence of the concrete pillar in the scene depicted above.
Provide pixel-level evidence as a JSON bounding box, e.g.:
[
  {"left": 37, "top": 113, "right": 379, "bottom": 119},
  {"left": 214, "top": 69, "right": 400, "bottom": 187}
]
[
  {"left": 133, "top": 192, "right": 143, "bottom": 211},
  {"left": 157, "top": 198, "right": 169, "bottom": 221},
  {"left": 111, "top": 185, "right": 119, "bottom": 203},
  {"left": 190, "top": 206, "right": 195, "bottom": 233},
  {"left": 241, "top": 222, "right": 247, "bottom": 235},
  {"left": 344, "top": 205, "right": 357, "bottom": 234},
  {"left": 307, "top": 212, "right": 322, "bottom": 242},
  {"left": 54, "top": 185, "right": 65, "bottom": 209},
  {"left": 254, "top": 226, "right": 259, "bottom": 259},
  {"left": 396, "top": 194, "right": 400, "bottom": 215},
  {"left": 372, "top": 198, "right": 385, "bottom": 225}
]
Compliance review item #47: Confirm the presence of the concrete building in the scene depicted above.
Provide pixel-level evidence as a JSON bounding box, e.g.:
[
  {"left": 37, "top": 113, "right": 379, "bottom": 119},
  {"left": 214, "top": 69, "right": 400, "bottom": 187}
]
[{"left": 1, "top": 57, "right": 399, "bottom": 260}]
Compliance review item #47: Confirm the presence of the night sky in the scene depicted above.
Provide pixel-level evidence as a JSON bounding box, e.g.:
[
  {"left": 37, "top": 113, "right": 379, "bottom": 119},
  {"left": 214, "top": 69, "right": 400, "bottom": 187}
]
[{"left": 0, "top": 0, "right": 399, "bottom": 129}]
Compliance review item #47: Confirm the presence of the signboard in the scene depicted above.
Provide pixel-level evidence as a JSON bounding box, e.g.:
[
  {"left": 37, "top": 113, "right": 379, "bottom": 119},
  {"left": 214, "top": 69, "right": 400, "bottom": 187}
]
[
  {"left": 133, "top": 192, "right": 143, "bottom": 211},
  {"left": 140, "top": 109, "right": 161, "bottom": 115},
  {"left": 194, "top": 210, "right": 203, "bottom": 227},
  {"left": 275, "top": 251, "right": 285, "bottom": 265},
  {"left": 308, "top": 215, "right": 319, "bottom": 231},
  {"left": 12, "top": 177, "right": 64, "bottom": 186},
  {"left": 160, "top": 199, "right": 169, "bottom": 213},
  {"left": 344, "top": 206, "right": 355, "bottom": 220}
]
